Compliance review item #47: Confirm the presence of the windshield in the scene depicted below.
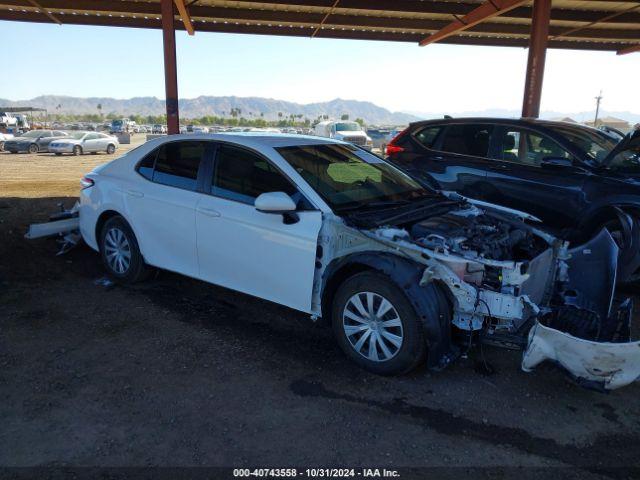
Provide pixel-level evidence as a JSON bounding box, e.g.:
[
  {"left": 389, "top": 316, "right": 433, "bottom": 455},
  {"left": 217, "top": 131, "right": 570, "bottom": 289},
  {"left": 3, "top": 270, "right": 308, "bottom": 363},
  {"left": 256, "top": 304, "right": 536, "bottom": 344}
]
[
  {"left": 21, "top": 130, "right": 45, "bottom": 138},
  {"left": 547, "top": 125, "right": 617, "bottom": 163},
  {"left": 112, "top": 120, "right": 124, "bottom": 126},
  {"left": 276, "top": 143, "right": 431, "bottom": 211},
  {"left": 335, "top": 122, "right": 361, "bottom": 132}
]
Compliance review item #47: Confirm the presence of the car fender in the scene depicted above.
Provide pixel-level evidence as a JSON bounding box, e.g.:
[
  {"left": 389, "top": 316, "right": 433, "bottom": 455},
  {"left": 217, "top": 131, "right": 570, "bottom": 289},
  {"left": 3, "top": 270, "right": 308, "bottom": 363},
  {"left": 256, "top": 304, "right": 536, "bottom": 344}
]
[{"left": 321, "top": 251, "right": 457, "bottom": 370}]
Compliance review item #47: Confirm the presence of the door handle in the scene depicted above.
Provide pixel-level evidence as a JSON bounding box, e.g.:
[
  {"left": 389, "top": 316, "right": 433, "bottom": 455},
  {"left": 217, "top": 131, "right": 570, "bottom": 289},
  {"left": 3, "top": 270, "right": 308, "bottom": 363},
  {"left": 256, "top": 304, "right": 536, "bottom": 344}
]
[
  {"left": 489, "top": 164, "right": 509, "bottom": 170},
  {"left": 432, "top": 156, "right": 445, "bottom": 161},
  {"left": 126, "top": 189, "right": 144, "bottom": 198},
  {"left": 197, "top": 207, "right": 221, "bottom": 217}
]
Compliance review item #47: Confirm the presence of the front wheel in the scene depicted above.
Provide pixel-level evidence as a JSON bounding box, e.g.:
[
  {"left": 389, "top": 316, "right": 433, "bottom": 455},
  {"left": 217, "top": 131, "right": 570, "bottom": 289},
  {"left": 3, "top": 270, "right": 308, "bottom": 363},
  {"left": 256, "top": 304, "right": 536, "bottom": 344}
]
[
  {"left": 332, "top": 271, "right": 426, "bottom": 375},
  {"left": 106, "top": 144, "right": 116, "bottom": 154},
  {"left": 72, "top": 145, "right": 82, "bottom": 156},
  {"left": 99, "top": 216, "right": 151, "bottom": 283},
  {"left": 28, "top": 143, "right": 38, "bottom": 154}
]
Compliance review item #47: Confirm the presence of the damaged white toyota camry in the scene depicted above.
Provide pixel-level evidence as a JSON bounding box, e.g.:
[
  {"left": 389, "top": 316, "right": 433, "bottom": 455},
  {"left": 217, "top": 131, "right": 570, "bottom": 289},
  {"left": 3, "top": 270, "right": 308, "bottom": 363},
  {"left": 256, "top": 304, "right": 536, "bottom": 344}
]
[{"left": 31, "top": 134, "right": 640, "bottom": 390}]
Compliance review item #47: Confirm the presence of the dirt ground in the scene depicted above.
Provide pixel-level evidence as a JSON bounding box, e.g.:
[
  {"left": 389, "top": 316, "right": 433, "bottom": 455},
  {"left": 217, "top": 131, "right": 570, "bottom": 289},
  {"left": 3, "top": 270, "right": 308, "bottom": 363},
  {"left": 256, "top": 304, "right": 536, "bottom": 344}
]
[{"left": 1, "top": 138, "right": 639, "bottom": 476}]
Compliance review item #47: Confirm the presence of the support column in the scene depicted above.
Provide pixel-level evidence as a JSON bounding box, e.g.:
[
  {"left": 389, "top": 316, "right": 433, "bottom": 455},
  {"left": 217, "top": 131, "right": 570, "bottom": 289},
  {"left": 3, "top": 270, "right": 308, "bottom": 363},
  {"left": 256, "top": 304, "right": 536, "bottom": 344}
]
[
  {"left": 161, "top": 0, "right": 179, "bottom": 134},
  {"left": 521, "top": 0, "right": 551, "bottom": 118}
]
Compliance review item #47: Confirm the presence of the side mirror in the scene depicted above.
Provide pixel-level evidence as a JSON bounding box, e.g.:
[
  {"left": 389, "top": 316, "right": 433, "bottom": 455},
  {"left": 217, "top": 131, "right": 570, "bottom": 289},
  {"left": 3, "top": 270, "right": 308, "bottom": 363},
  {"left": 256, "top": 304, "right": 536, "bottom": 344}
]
[
  {"left": 255, "top": 192, "right": 299, "bottom": 224},
  {"left": 541, "top": 157, "right": 573, "bottom": 168},
  {"left": 255, "top": 192, "right": 296, "bottom": 213}
]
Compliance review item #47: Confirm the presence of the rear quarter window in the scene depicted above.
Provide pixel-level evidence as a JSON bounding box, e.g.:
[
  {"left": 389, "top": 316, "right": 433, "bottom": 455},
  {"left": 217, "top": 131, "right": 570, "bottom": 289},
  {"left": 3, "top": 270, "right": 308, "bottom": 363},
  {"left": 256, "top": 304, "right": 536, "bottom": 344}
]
[{"left": 413, "top": 126, "right": 442, "bottom": 149}]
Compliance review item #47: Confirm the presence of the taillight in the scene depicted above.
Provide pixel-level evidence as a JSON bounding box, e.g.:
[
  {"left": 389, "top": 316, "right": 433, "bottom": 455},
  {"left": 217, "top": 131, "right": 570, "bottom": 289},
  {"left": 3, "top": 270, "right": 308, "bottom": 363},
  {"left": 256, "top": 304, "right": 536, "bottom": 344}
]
[
  {"left": 80, "top": 176, "right": 95, "bottom": 189},
  {"left": 385, "top": 130, "right": 408, "bottom": 156},
  {"left": 385, "top": 144, "right": 405, "bottom": 155}
]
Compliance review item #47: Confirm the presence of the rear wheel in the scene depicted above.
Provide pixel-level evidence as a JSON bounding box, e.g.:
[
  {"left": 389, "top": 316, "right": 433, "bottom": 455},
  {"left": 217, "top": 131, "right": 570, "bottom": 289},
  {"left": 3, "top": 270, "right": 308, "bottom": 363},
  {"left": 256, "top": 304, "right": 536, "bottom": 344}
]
[
  {"left": 0, "top": 141, "right": 4, "bottom": 151},
  {"left": 54, "top": 152, "right": 62, "bottom": 156},
  {"left": 72, "top": 145, "right": 82, "bottom": 156},
  {"left": 99, "top": 216, "right": 150, "bottom": 283},
  {"left": 28, "top": 143, "right": 38, "bottom": 154},
  {"left": 332, "top": 271, "right": 426, "bottom": 375},
  {"left": 106, "top": 144, "right": 116, "bottom": 154}
]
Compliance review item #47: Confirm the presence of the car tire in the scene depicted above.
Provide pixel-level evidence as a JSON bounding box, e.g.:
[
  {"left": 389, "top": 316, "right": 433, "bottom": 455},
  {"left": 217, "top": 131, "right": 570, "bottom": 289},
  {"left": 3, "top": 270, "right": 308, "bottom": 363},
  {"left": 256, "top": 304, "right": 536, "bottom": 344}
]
[
  {"left": 73, "top": 145, "right": 82, "bottom": 156},
  {"left": 55, "top": 153, "right": 62, "bottom": 156},
  {"left": 0, "top": 141, "right": 4, "bottom": 151},
  {"left": 332, "top": 271, "right": 426, "bottom": 375},
  {"left": 28, "top": 143, "right": 38, "bottom": 154},
  {"left": 106, "top": 144, "right": 116, "bottom": 154},
  {"left": 99, "top": 216, "right": 151, "bottom": 283}
]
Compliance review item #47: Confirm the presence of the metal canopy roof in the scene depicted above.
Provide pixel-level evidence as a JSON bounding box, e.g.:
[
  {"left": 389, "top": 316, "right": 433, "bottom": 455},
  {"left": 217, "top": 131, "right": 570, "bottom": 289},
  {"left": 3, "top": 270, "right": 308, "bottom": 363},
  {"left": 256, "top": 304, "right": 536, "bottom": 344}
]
[{"left": 0, "top": 0, "right": 638, "bottom": 53}]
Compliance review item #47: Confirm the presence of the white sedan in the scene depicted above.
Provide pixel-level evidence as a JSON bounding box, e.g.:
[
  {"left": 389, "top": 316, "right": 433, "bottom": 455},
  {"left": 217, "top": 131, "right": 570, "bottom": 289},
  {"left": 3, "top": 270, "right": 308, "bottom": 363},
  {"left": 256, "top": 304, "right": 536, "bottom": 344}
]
[
  {"left": 49, "top": 131, "right": 119, "bottom": 156},
  {"left": 76, "top": 133, "right": 638, "bottom": 386}
]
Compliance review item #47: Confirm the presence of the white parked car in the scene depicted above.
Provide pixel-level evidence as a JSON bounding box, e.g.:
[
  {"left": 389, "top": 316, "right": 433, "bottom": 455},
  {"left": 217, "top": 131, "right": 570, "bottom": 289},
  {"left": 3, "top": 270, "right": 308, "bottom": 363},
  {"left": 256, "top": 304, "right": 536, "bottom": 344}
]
[
  {"left": 0, "top": 131, "right": 14, "bottom": 151},
  {"left": 75, "top": 133, "right": 639, "bottom": 388},
  {"left": 49, "top": 131, "right": 119, "bottom": 156},
  {"left": 192, "top": 126, "right": 209, "bottom": 134}
]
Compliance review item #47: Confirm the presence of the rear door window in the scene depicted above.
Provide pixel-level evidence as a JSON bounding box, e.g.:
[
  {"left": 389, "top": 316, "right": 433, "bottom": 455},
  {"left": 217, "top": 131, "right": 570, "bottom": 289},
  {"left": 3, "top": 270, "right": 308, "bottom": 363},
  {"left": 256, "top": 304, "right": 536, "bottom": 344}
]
[
  {"left": 152, "top": 141, "right": 206, "bottom": 190},
  {"left": 439, "top": 124, "right": 493, "bottom": 157}
]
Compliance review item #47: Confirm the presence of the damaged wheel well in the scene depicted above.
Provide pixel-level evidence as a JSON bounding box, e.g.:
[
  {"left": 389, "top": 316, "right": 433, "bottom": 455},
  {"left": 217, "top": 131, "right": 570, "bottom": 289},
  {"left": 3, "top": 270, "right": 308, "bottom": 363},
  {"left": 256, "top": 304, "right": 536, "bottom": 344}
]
[{"left": 320, "top": 253, "right": 456, "bottom": 370}]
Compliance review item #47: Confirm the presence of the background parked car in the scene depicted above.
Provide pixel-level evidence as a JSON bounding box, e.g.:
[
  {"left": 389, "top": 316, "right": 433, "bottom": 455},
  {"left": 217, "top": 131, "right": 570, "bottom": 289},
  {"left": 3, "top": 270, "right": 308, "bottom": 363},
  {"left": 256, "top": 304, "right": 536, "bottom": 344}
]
[
  {"left": 386, "top": 117, "right": 640, "bottom": 282},
  {"left": 2, "top": 130, "right": 68, "bottom": 153},
  {"left": 49, "top": 131, "right": 119, "bottom": 156},
  {"left": 0, "top": 131, "right": 14, "bottom": 151}
]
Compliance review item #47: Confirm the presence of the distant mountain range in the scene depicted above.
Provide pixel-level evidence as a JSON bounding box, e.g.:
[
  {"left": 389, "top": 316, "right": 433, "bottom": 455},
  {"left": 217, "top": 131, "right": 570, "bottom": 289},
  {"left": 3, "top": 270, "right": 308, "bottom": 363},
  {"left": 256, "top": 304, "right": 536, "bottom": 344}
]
[
  {"left": 0, "top": 95, "right": 419, "bottom": 125},
  {"left": 407, "top": 108, "right": 640, "bottom": 125}
]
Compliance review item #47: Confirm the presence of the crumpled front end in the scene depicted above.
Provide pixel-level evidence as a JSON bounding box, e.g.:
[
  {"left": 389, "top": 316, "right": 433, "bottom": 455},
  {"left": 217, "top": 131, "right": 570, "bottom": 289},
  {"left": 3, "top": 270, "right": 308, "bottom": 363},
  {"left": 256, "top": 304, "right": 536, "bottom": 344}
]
[{"left": 522, "top": 229, "right": 640, "bottom": 390}]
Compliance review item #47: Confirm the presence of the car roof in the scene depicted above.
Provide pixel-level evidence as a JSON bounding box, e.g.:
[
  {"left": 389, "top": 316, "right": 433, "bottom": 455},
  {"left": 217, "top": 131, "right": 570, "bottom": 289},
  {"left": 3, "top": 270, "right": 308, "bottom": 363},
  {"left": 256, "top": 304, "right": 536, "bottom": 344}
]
[
  {"left": 409, "top": 117, "right": 598, "bottom": 132},
  {"left": 149, "top": 132, "right": 346, "bottom": 149}
]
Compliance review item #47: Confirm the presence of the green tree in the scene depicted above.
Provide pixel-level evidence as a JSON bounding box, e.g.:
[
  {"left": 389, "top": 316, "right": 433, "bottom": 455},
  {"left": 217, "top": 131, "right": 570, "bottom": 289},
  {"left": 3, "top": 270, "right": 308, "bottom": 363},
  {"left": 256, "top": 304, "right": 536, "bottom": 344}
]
[{"left": 341, "top": 114, "right": 349, "bottom": 121}]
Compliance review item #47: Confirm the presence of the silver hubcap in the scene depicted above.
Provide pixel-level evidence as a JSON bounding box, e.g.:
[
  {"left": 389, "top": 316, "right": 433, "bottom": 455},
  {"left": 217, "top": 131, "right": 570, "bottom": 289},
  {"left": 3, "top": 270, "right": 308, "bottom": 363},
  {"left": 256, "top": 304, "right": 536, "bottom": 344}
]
[
  {"left": 342, "top": 292, "right": 403, "bottom": 362},
  {"left": 104, "top": 227, "right": 131, "bottom": 274}
]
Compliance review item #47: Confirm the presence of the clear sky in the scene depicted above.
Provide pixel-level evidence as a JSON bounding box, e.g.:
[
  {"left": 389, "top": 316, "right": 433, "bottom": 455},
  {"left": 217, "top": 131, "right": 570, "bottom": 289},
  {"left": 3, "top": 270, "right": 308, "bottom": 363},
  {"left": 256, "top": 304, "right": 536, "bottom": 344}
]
[{"left": 1, "top": 20, "right": 638, "bottom": 115}]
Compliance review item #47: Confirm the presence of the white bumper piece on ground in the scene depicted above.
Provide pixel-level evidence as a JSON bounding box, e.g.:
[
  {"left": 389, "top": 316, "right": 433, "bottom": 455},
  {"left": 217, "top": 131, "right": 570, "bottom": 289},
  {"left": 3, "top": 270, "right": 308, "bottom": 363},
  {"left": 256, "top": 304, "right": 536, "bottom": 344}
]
[{"left": 522, "top": 321, "right": 640, "bottom": 390}]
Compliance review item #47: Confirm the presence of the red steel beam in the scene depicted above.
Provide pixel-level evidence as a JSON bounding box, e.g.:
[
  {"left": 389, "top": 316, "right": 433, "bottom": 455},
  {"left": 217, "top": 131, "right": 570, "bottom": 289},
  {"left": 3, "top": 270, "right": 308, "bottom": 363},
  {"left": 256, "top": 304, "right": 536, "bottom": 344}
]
[
  {"left": 419, "top": 0, "right": 529, "bottom": 47},
  {"left": 161, "top": 0, "right": 180, "bottom": 134},
  {"left": 174, "top": 0, "right": 195, "bottom": 35},
  {"left": 617, "top": 44, "right": 640, "bottom": 54},
  {"left": 522, "top": 0, "right": 551, "bottom": 118}
]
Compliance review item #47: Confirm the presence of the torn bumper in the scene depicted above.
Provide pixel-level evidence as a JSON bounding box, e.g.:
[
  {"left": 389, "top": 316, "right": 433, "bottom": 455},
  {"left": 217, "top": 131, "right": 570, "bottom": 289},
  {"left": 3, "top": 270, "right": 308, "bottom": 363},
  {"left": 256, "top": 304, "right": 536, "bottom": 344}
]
[
  {"left": 522, "top": 314, "right": 640, "bottom": 391},
  {"left": 522, "top": 229, "right": 640, "bottom": 390}
]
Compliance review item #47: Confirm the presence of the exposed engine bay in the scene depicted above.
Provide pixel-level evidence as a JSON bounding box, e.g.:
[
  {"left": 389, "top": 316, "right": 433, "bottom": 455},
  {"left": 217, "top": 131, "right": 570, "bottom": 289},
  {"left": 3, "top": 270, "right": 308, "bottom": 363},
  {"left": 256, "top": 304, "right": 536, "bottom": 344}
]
[{"left": 315, "top": 192, "right": 639, "bottom": 390}]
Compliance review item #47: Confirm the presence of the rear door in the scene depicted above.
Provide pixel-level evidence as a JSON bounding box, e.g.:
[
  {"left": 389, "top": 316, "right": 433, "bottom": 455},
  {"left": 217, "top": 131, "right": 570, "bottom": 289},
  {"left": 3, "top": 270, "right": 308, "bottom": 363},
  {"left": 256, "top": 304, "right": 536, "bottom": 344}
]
[
  {"left": 195, "top": 143, "right": 322, "bottom": 313},
  {"left": 400, "top": 123, "right": 493, "bottom": 197},
  {"left": 483, "top": 125, "right": 587, "bottom": 229},
  {"left": 123, "top": 140, "right": 209, "bottom": 277}
]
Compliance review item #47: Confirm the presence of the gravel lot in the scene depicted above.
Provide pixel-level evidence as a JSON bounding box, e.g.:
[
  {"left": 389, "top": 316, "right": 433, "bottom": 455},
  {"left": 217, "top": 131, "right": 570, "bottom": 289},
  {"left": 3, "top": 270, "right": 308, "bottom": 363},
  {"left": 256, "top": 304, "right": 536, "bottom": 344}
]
[{"left": 1, "top": 138, "right": 639, "bottom": 475}]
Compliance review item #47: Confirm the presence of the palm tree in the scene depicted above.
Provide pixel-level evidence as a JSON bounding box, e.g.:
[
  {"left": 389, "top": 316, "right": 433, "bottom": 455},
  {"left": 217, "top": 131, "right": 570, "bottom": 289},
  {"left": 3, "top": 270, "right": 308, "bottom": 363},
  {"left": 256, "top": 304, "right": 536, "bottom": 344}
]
[{"left": 97, "top": 103, "right": 103, "bottom": 118}]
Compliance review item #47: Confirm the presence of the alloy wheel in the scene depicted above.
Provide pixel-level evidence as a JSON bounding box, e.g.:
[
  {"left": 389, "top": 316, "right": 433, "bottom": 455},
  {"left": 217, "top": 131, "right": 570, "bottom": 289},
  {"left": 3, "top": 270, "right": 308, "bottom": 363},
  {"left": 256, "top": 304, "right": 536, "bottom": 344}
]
[
  {"left": 342, "top": 292, "right": 404, "bottom": 362},
  {"left": 104, "top": 227, "right": 131, "bottom": 274}
]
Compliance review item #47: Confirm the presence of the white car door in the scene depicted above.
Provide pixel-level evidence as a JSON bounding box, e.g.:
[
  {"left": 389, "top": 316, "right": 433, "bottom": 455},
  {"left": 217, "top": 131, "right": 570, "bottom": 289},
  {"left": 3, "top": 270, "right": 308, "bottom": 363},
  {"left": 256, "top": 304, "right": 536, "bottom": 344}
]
[
  {"left": 123, "top": 140, "right": 208, "bottom": 277},
  {"left": 195, "top": 143, "right": 322, "bottom": 313}
]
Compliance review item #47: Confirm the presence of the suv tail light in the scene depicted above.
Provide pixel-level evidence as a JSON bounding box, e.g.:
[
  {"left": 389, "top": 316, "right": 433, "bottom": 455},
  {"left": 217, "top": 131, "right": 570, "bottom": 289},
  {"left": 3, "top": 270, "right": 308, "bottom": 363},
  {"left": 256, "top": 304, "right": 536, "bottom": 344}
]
[
  {"left": 385, "top": 130, "right": 408, "bottom": 156},
  {"left": 80, "top": 176, "right": 95, "bottom": 189}
]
